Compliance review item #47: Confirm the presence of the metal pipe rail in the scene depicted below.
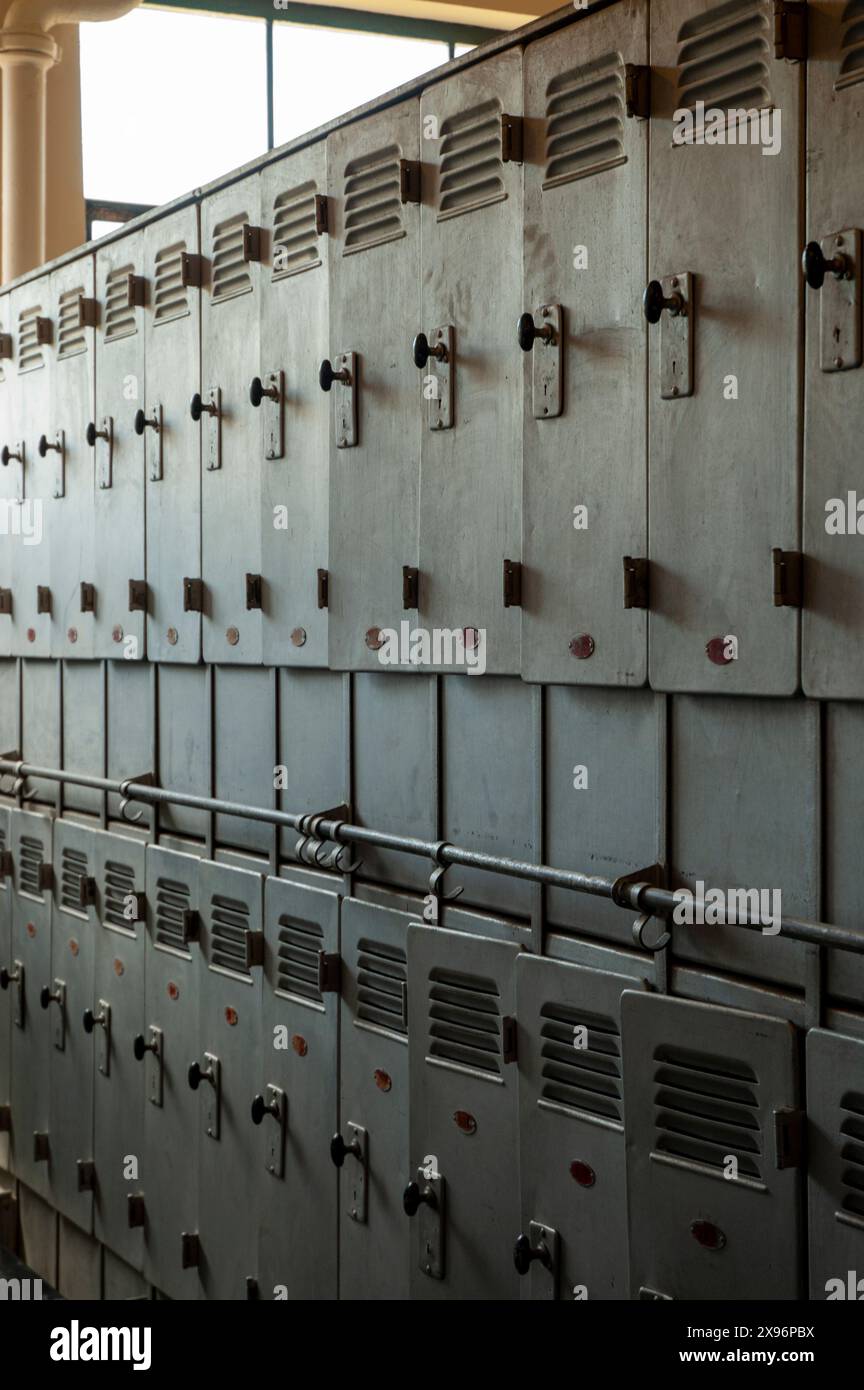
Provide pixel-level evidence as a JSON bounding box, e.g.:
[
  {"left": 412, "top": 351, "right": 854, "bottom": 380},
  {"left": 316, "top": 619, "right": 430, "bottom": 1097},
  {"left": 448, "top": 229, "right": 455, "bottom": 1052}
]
[{"left": 1, "top": 756, "right": 861, "bottom": 957}]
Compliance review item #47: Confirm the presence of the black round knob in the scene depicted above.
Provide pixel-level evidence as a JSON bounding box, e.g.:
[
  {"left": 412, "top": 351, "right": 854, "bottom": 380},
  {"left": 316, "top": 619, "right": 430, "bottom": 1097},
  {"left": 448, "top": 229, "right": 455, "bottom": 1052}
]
[
  {"left": 133, "top": 1034, "right": 147, "bottom": 1062},
  {"left": 190, "top": 393, "right": 203, "bottom": 422},
  {"left": 86, "top": 422, "right": 97, "bottom": 448},
  {"left": 517, "top": 312, "right": 538, "bottom": 352},
  {"left": 134, "top": 409, "right": 146, "bottom": 436},
  {"left": 319, "top": 359, "right": 336, "bottom": 393},
  {"left": 403, "top": 1181, "right": 422, "bottom": 1217},
  {"left": 330, "top": 1133, "right": 349, "bottom": 1168},
  {"left": 0, "top": 968, "right": 9, "bottom": 990},
  {"left": 82, "top": 1008, "right": 95, "bottom": 1034},
  {"left": 188, "top": 1061, "right": 202, "bottom": 1091},
  {"left": 38, "top": 435, "right": 48, "bottom": 458},
  {"left": 802, "top": 242, "right": 828, "bottom": 291},
  {"left": 40, "top": 985, "right": 51, "bottom": 1010},
  {"left": 514, "top": 1234, "right": 534, "bottom": 1276},
  {"left": 412, "top": 333, "right": 430, "bottom": 370},
  {"left": 249, "top": 377, "right": 264, "bottom": 408},
  {"left": 0, "top": 446, "right": 8, "bottom": 466},
  {"left": 251, "top": 1094, "right": 267, "bottom": 1125},
  {"left": 643, "top": 281, "right": 666, "bottom": 324}
]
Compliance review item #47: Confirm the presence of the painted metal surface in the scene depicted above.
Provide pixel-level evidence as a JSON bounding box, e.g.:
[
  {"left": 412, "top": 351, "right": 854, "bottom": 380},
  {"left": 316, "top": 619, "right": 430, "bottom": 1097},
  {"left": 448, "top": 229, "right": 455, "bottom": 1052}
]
[{"left": 806, "top": 1026, "right": 864, "bottom": 1300}]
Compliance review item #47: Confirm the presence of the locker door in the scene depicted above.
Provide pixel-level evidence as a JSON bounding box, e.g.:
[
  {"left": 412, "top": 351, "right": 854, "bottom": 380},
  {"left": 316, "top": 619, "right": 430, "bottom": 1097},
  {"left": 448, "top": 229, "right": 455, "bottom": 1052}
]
[
  {"left": 196, "top": 859, "right": 263, "bottom": 1299},
  {"left": 48, "top": 821, "right": 97, "bottom": 1231},
  {"left": 648, "top": 0, "right": 802, "bottom": 694},
  {"left": 257, "top": 877, "right": 339, "bottom": 1300},
  {"left": 9, "top": 281, "right": 53, "bottom": 658},
  {"left": 327, "top": 101, "right": 421, "bottom": 672},
  {"left": 200, "top": 176, "right": 264, "bottom": 666},
  {"left": 0, "top": 292, "right": 14, "bottom": 659},
  {"left": 522, "top": 3, "right": 648, "bottom": 687},
  {"left": 802, "top": 3, "right": 864, "bottom": 697},
  {"left": 806, "top": 1028, "right": 864, "bottom": 1299},
  {"left": 144, "top": 207, "right": 202, "bottom": 664},
  {"left": 260, "top": 146, "right": 331, "bottom": 669},
  {"left": 0, "top": 806, "right": 11, "bottom": 1172},
  {"left": 338, "top": 899, "right": 411, "bottom": 1301},
  {"left": 90, "top": 829, "right": 147, "bottom": 1268},
  {"left": 407, "top": 924, "right": 522, "bottom": 1300},
  {"left": 141, "top": 845, "right": 202, "bottom": 1300},
  {"left": 419, "top": 53, "right": 523, "bottom": 677},
  {"left": 7, "top": 809, "right": 54, "bottom": 1200},
  {"left": 516, "top": 956, "right": 647, "bottom": 1300},
  {"left": 824, "top": 702, "right": 864, "bottom": 1005},
  {"left": 93, "top": 236, "right": 147, "bottom": 661},
  {"left": 622, "top": 992, "right": 802, "bottom": 1299},
  {"left": 50, "top": 257, "right": 97, "bottom": 661}
]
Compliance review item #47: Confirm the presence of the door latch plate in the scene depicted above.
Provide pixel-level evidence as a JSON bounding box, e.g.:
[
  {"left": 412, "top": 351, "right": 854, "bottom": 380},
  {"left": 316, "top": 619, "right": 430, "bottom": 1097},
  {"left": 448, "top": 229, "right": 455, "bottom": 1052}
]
[
  {"left": 428, "top": 325, "right": 454, "bottom": 431},
  {"left": 262, "top": 369, "right": 284, "bottom": 461},
  {"left": 146, "top": 1025, "right": 163, "bottom": 1108},
  {"left": 417, "top": 1169, "right": 445, "bottom": 1280},
  {"left": 529, "top": 1220, "right": 559, "bottom": 1301},
  {"left": 819, "top": 229, "right": 861, "bottom": 373},
  {"left": 347, "top": 1122, "right": 368, "bottom": 1224},
  {"left": 265, "top": 1084, "right": 286, "bottom": 1178},
  {"left": 204, "top": 387, "right": 222, "bottom": 471},
  {"left": 659, "top": 273, "right": 694, "bottom": 399},
  {"left": 147, "top": 402, "right": 164, "bottom": 482},
  {"left": 333, "top": 352, "right": 357, "bottom": 449},
  {"left": 96, "top": 418, "right": 114, "bottom": 490},
  {"left": 12, "top": 960, "right": 24, "bottom": 1029},
  {"left": 204, "top": 1052, "right": 220, "bottom": 1140},
  {"left": 51, "top": 979, "right": 66, "bottom": 1052},
  {"left": 50, "top": 430, "right": 66, "bottom": 499},
  {"left": 531, "top": 304, "right": 563, "bottom": 419},
  {"left": 96, "top": 1000, "right": 111, "bottom": 1077}
]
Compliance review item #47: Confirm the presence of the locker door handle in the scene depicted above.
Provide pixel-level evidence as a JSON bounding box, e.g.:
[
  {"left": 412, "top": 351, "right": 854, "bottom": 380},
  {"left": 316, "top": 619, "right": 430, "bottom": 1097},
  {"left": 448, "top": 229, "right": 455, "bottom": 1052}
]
[
  {"left": 82, "top": 1006, "right": 108, "bottom": 1034},
  {"left": 37, "top": 434, "right": 62, "bottom": 458},
  {"left": 514, "top": 1232, "right": 553, "bottom": 1276},
  {"left": 188, "top": 1058, "right": 217, "bottom": 1090},
  {"left": 318, "top": 358, "right": 350, "bottom": 392},
  {"left": 412, "top": 332, "right": 448, "bottom": 369},
  {"left": 134, "top": 408, "right": 161, "bottom": 436},
  {"left": 517, "top": 311, "right": 555, "bottom": 352},
  {"left": 39, "top": 984, "right": 62, "bottom": 1010},
  {"left": 0, "top": 964, "right": 21, "bottom": 989},
  {"left": 190, "top": 392, "right": 219, "bottom": 422},
  {"left": 1, "top": 444, "right": 22, "bottom": 465},
  {"left": 330, "top": 1131, "right": 362, "bottom": 1167},
  {"left": 643, "top": 280, "right": 684, "bottom": 323},
  {"left": 250, "top": 1092, "right": 280, "bottom": 1125},
  {"left": 133, "top": 1032, "right": 158, "bottom": 1061},
  {"left": 86, "top": 421, "right": 110, "bottom": 447},
  {"left": 802, "top": 241, "right": 850, "bottom": 291},
  {"left": 403, "top": 1180, "right": 438, "bottom": 1217},
  {"left": 249, "top": 376, "right": 279, "bottom": 408}
]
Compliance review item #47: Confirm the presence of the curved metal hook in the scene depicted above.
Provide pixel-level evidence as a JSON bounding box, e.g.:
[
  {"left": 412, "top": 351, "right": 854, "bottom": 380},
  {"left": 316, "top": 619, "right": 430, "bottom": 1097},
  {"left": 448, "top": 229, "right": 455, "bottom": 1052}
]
[
  {"left": 118, "top": 779, "right": 145, "bottom": 825},
  {"left": 632, "top": 912, "right": 671, "bottom": 954}
]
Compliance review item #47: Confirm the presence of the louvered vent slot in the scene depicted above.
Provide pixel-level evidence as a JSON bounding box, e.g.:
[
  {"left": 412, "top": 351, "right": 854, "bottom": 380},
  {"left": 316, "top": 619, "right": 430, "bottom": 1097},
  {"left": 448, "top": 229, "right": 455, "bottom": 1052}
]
[
  {"left": 211, "top": 214, "right": 253, "bottom": 302},
  {"left": 18, "top": 307, "right": 46, "bottom": 373},
  {"left": 653, "top": 1043, "right": 762, "bottom": 1179},
  {"left": 60, "top": 847, "right": 88, "bottom": 914},
  {"left": 104, "top": 860, "right": 135, "bottom": 929},
  {"left": 429, "top": 967, "right": 501, "bottom": 1075},
  {"left": 104, "top": 267, "right": 137, "bottom": 342},
  {"left": 544, "top": 54, "right": 626, "bottom": 188},
  {"left": 357, "top": 938, "right": 407, "bottom": 1035},
  {"left": 19, "top": 835, "right": 44, "bottom": 897},
  {"left": 837, "top": 0, "right": 864, "bottom": 90},
  {"left": 438, "top": 100, "right": 505, "bottom": 220},
  {"left": 155, "top": 876, "right": 191, "bottom": 952},
  {"left": 210, "top": 894, "right": 251, "bottom": 975},
  {"left": 154, "top": 242, "right": 189, "bottom": 324},
  {"left": 343, "top": 147, "right": 403, "bottom": 255},
  {"left": 839, "top": 1091, "right": 864, "bottom": 1220},
  {"left": 677, "top": 0, "right": 771, "bottom": 117},
  {"left": 276, "top": 915, "right": 323, "bottom": 1002},
  {"left": 273, "top": 182, "right": 321, "bottom": 277},
  {"left": 539, "top": 1003, "right": 623, "bottom": 1122},
  {"left": 58, "top": 289, "right": 87, "bottom": 359}
]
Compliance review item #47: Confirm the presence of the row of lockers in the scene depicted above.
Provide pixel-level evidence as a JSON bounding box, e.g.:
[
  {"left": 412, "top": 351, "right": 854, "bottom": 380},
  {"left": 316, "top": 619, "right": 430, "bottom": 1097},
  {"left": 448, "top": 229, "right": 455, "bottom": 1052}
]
[
  {"left": 0, "top": 805, "right": 860, "bottom": 1301},
  {"left": 1, "top": 0, "right": 862, "bottom": 695}
]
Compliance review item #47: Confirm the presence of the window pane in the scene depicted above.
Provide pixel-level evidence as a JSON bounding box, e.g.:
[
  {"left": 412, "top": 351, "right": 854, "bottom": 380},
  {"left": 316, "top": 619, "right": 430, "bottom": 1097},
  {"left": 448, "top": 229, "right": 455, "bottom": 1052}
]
[
  {"left": 80, "top": 9, "right": 267, "bottom": 207},
  {"left": 273, "top": 26, "right": 448, "bottom": 147}
]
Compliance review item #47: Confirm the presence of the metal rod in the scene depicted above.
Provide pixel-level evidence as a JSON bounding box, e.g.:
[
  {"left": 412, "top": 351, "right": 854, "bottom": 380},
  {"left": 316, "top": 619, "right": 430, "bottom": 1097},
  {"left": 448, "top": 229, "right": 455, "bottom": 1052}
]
[{"left": 1, "top": 757, "right": 861, "bottom": 955}]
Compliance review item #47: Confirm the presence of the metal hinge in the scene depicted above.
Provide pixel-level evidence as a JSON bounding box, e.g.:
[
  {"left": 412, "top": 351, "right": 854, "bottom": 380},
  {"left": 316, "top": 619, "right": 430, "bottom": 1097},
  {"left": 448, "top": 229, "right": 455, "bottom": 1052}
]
[
  {"left": 76, "top": 296, "right": 99, "bottom": 329},
  {"left": 78, "top": 875, "right": 96, "bottom": 910},
  {"left": 244, "top": 931, "right": 265, "bottom": 970},
  {"left": 317, "top": 951, "right": 342, "bottom": 994},
  {"left": 80, "top": 582, "right": 96, "bottom": 614},
  {"left": 774, "top": 1107, "right": 805, "bottom": 1169},
  {"left": 314, "top": 194, "right": 329, "bottom": 235},
  {"left": 243, "top": 224, "right": 263, "bottom": 262},
  {"left": 124, "top": 274, "right": 147, "bottom": 309},
  {"left": 501, "top": 113, "right": 523, "bottom": 163},
  {"left": 0, "top": 850, "right": 12, "bottom": 878},
  {"left": 773, "top": 549, "right": 803, "bottom": 608},
  {"left": 39, "top": 864, "right": 54, "bottom": 892},
  {"left": 773, "top": 1, "right": 807, "bottom": 61},
  {"left": 36, "top": 586, "right": 51, "bottom": 615},
  {"left": 0, "top": 334, "right": 11, "bottom": 359},
  {"left": 182, "top": 909, "right": 201, "bottom": 945},
  {"left": 181, "top": 1232, "right": 200, "bottom": 1269},
  {"left": 625, "top": 64, "right": 651, "bottom": 118},
  {"left": 502, "top": 1015, "right": 518, "bottom": 1064},
  {"left": 398, "top": 159, "right": 422, "bottom": 205},
  {"left": 245, "top": 573, "right": 263, "bottom": 611},
  {"left": 128, "top": 579, "right": 148, "bottom": 613},
  {"left": 503, "top": 559, "right": 522, "bottom": 609},
  {"left": 76, "top": 1159, "right": 95, "bottom": 1192},
  {"left": 402, "top": 565, "right": 419, "bottom": 611},
  {"left": 317, "top": 568, "right": 329, "bottom": 610},
  {"left": 623, "top": 556, "right": 650, "bottom": 610},
  {"left": 34, "top": 316, "right": 52, "bottom": 346},
  {"left": 180, "top": 252, "right": 204, "bottom": 288},
  {"left": 0, "top": 590, "right": 11, "bottom": 616},
  {"left": 183, "top": 577, "right": 204, "bottom": 613}
]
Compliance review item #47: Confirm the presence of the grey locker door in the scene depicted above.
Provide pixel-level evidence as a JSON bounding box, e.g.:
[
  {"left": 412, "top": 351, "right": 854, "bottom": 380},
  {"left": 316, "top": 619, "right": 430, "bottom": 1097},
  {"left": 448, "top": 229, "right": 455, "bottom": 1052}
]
[
  {"left": 806, "top": 1028, "right": 864, "bottom": 1299},
  {"left": 8, "top": 809, "right": 54, "bottom": 1200},
  {"left": 157, "top": 664, "right": 211, "bottom": 843},
  {"left": 48, "top": 821, "right": 97, "bottom": 1231},
  {"left": 260, "top": 146, "right": 331, "bottom": 669},
  {"left": 802, "top": 3, "right": 864, "bottom": 697},
  {"left": 0, "top": 806, "right": 11, "bottom": 1172},
  {"left": 516, "top": 956, "right": 648, "bottom": 1300},
  {"left": 648, "top": 0, "right": 802, "bottom": 695},
  {"left": 61, "top": 662, "right": 104, "bottom": 818},
  {"left": 196, "top": 859, "right": 263, "bottom": 1300},
  {"left": 144, "top": 207, "right": 203, "bottom": 664},
  {"left": 824, "top": 702, "right": 864, "bottom": 1005},
  {"left": 142, "top": 845, "right": 202, "bottom": 1300},
  {"left": 213, "top": 665, "right": 275, "bottom": 857},
  {"left": 106, "top": 661, "right": 154, "bottom": 833},
  {"left": 21, "top": 659, "right": 61, "bottom": 810},
  {"left": 407, "top": 923, "right": 522, "bottom": 1300},
  {"left": 257, "top": 877, "right": 339, "bottom": 1300},
  {"left": 49, "top": 258, "right": 97, "bottom": 661},
  {"left": 622, "top": 991, "right": 802, "bottom": 1300},
  {"left": 0, "top": 291, "right": 14, "bottom": 660},
  {"left": 10, "top": 281, "right": 53, "bottom": 659},
  {"left": 419, "top": 52, "right": 523, "bottom": 677},
  {"left": 339, "top": 899, "right": 411, "bottom": 1301},
  {"left": 200, "top": 176, "right": 264, "bottom": 666},
  {"left": 326, "top": 101, "right": 421, "bottom": 672},
  {"left": 90, "top": 829, "right": 147, "bottom": 1268},
  {"left": 522, "top": 3, "right": 648, "bottom": 687},
  {"left": 93, "top": 236, "right": 147, "bottom": 661}
]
